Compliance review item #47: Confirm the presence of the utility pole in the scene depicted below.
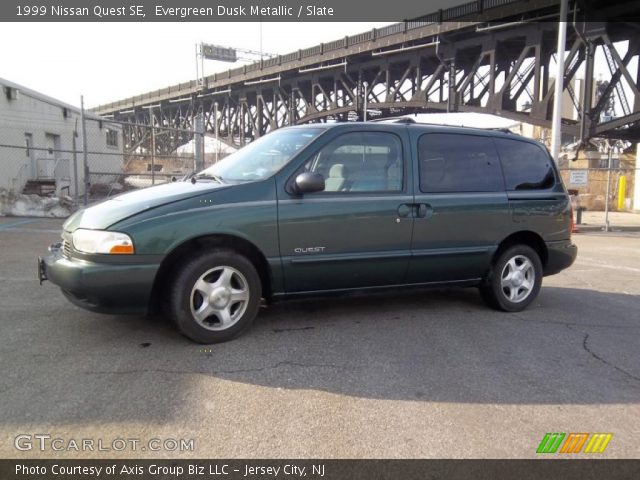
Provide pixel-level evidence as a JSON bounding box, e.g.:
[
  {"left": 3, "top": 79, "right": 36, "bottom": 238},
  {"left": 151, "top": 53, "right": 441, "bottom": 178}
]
[
  {"left": 72, "top": 118, "right": 79, "bottom": 204},
  {"left": 604, "top": 141, "right": 613, "bottom": 232},
  {"left": 363, "top": 81, "right": 368, "bottom": 122},
  {"left": 214, "top": 101, "right": 219, "bottom": 163},
  {"left": 194, "top": 114, "right": 204, "bottom": 171},
  {"left": 195, "top": 44, "right": 201, "bottom": 89},
  {"left": 550, "top": 0, "right": 568, "bottom": 162},
  {"left": 80, "top": 95, "right": 89, "bottom": 205},
  {"left": 150, "top": 107, "right": 156, "bottom": 186}
]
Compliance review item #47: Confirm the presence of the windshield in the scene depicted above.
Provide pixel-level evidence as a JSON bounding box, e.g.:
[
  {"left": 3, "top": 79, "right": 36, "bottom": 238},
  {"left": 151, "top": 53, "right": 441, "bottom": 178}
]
[{"left": 198, "top": 128, "right": 324, "bottom": 182}]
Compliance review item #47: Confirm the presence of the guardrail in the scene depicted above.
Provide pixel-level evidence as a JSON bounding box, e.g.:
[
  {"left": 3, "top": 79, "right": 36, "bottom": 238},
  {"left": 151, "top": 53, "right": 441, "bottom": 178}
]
[
  {"left": 54, "top": 158, "right": 70, "bottom": 182},
  {"left": 11, "top": 163, "right": 29, "bottom": 194},
  {"left": 36, "top": 158, "right": 70, "bottom": 181},
  {"left": 35, "top": 158, "right": 56, "bottom": 179}
]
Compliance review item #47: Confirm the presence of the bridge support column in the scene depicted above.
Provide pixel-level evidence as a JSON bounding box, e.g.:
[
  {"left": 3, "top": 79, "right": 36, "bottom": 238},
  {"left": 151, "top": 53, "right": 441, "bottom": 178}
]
[
  {"left": 579, "top": 41, "right": 595, "bottom": 143},
  {"left": 194, "top": 114, "right": 204, "bottom": 171},
  {"left": 447, "top": 61, "right": 457, "bottom": 112}
]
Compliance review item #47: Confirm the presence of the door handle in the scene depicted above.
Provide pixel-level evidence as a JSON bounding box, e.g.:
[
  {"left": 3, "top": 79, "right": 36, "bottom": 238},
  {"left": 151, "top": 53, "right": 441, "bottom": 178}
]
[
  {"left": 397, "top": 204, "right": 412, "bottom": 218},
  {"left": 416, "top": 203, "right": 433, "bottom": 219}
]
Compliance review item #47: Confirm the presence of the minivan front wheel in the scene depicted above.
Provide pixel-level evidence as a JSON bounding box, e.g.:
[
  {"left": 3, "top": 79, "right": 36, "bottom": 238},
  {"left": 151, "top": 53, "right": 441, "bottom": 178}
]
[
  {"left": 480, "top": 245, "right": 542, "bottom": 312},
  {"left": 169, "top": 250, "right": 262, "bottom": 343}
]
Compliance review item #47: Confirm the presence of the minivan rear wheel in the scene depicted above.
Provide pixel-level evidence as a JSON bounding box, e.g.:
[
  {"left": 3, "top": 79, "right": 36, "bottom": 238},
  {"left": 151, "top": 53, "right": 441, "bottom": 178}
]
[
  {"left": 169, "top": 249, "right": 262, "bottom": 343},
  {"left": 480, "top": 245, "right": 542, "bottom": 312}
]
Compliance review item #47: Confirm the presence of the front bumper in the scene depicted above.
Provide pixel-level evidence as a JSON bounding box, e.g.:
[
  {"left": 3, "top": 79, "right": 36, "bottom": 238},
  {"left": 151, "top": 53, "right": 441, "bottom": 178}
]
[
  {"left": 39, "top": 248, "right": 160, "bottom": 315},
  {"left": 544, "top": 240, "right": 578, "bottom": 276}
]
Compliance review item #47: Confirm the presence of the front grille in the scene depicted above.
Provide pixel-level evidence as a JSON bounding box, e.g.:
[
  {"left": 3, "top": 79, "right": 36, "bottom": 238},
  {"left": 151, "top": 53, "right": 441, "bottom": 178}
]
[{"left": 62, "top": 240, "right": 72, "bottom": 258}]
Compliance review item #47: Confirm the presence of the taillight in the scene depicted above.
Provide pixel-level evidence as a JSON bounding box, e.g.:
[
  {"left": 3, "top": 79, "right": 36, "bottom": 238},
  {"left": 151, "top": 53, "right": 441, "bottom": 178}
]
[{"left": 569, "top": 204, "right": 577, "bottom": 236}]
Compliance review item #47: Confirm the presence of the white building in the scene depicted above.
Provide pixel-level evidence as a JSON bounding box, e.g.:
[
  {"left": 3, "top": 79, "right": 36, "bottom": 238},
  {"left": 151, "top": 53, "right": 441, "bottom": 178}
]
[{"left": 0, "top": 77, "right": 123, "bottom": 197}]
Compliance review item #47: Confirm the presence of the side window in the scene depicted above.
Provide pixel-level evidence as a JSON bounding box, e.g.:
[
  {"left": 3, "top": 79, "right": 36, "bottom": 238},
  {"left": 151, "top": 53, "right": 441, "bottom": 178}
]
[
  {"left": 495, "top": 138, "right": 556, "bottom": 190},
  {"left": 418, "top": 133, "right": 504, "bottom": 193},
  {"left": 303, "top": 132, "right": 403, "bottom": 193}
]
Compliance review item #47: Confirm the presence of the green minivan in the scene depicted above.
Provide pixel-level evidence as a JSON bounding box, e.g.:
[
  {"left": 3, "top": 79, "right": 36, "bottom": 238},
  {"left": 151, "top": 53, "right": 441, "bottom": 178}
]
[{"left": 39, "top": 122, "right": 577, "bottom": 343}]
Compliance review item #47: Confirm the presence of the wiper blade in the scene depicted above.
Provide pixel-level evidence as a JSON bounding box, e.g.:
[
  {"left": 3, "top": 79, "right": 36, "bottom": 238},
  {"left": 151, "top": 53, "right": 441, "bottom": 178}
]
[
  {"left": 193, "top": 173, "right": 225, "bottom": 183},
  {"left": 180, "top": 171, "right": 196, "bottom": 182}
]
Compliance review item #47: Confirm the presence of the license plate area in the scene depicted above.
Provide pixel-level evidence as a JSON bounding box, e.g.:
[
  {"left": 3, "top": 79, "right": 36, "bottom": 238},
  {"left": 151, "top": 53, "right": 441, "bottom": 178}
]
[{"left": 37, "top": 256, "right": 47, "bottom": 285}]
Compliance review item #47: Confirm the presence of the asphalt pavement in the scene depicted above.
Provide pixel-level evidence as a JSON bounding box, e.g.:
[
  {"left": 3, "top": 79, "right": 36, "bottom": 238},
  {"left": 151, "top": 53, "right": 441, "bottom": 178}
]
[{"left": 1, "top": 217, "right": 639, "bottom": 458}]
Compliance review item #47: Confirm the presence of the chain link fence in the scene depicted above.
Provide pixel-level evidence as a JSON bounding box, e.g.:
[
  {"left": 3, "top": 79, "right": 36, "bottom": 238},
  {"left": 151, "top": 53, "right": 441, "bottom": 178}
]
[
  {"left": 560, "top": 167, "right": 640, "bottom": 231},
  {"left": 84, "top": 117, "right": 194, "bottom": 202},
  {"left": 83, "top": 117, "right": 234, "bottom": 202},
  {"left": 1, "top": 110, "right": 639, "bottom": 230},
  {"left": 0, "top": 113, "right": 234, "bottom": 216}
]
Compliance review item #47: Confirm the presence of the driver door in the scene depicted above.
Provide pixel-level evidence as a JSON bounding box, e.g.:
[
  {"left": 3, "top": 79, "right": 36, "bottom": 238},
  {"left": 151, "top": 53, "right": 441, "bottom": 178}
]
[{"left": 277, "top": 129, "right": 414, "bottom": 293}]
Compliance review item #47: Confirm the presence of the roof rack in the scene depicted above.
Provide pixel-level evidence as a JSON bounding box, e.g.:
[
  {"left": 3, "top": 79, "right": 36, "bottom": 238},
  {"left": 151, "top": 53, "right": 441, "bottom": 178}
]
[
  {"left": 368, "top": 116, "right": 519, "bottom": 134},
  {"left": 369, "top": 115, "right": 476, "bottom": 127},
  {"left": 486, "top": 127, "right": 515, "bottom": 134},
  {"left": 369, "top": 116, "right": 416, "bottom": 124}
]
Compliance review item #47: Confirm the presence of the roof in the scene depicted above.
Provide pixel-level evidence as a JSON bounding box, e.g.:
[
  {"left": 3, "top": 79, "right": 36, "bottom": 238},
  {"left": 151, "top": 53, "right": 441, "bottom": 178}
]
[
  {"left": 0, "top": 77, "right": 102, "bottom": 120},
  {"left": 407, "top": 122, "right": 525, "bottom": 140},
  {"left": 289, "top": 120, "right": 535, "bottom": 142},
  {"left": 393, "top": 112, "right": 519, "bottom": 129}
]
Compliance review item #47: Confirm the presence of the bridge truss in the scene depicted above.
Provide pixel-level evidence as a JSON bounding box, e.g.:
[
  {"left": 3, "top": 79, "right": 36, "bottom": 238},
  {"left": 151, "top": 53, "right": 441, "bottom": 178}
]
[{"left": 93, "top": 1, "right": 640, "bottom": 154}]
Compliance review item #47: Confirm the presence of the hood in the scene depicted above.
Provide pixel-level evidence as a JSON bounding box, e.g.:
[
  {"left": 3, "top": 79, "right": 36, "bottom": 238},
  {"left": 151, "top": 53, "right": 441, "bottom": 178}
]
[{"left": 64, "top": 181, "right": 228, "bottom": 231}]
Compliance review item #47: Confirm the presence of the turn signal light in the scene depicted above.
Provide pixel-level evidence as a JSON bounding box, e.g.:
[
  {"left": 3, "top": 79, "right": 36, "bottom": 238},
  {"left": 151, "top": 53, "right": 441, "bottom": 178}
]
[{"left": 109, "top": 244, "right": 135, "bottom": 254}]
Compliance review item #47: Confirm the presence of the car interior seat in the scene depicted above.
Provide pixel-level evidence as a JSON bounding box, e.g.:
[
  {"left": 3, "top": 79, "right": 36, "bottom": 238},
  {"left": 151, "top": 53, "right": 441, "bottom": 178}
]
[
  {"left": 324, "top": 163, "right": 348, "bottom": 191},
  {"left": 385, "top": 143, "right": 402, "bottom": 191}
]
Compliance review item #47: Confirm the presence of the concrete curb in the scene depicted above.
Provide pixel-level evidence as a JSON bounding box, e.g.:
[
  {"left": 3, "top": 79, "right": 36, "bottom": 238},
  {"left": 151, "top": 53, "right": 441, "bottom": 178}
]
[{"left": 574, "top": 225, "right": 640, "bottom": 233}]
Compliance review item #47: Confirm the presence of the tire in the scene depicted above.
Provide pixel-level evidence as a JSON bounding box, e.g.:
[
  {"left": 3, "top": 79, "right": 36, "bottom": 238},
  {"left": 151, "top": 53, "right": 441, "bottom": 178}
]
[
  {"left": 169, "top": 249, "right": 262, "bottom": 343},
  {"left": 479, "top": 244, "right": 542, "bottom": 312}
]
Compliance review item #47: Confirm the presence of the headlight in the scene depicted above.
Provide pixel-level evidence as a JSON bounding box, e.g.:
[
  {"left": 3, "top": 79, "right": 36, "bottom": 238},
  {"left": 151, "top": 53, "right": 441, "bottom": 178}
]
[{"left": 72, "top": 229, "right": 135, "bottom": 255}]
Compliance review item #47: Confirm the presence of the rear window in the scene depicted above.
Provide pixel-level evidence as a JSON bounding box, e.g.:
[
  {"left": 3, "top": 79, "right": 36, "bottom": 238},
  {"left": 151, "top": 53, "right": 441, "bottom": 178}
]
[
  {"left": 418, "top": 133, "right": 504, "bottom": 193},
  {"left": 494, "top": 138, "right": 555, "bottom": 190}
]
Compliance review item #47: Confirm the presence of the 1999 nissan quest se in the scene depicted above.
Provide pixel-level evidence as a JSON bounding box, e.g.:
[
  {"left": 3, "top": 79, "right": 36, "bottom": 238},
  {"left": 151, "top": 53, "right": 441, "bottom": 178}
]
[{"left": 39, "top": 121, "right": 577, "bottom": 343}]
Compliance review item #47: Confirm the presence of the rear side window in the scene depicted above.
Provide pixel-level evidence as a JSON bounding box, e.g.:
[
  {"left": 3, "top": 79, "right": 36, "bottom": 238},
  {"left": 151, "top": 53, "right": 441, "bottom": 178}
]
[
  {"left": 418, "top": 133, "right": 504, "bottom": 193},
  {"left": 494, "top": 138, "right": 555, "bottom": 190}
]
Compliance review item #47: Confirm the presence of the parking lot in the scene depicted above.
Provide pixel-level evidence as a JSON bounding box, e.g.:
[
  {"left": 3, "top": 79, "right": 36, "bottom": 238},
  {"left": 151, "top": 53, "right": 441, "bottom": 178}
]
[{"left": 1, "top": 216, "right": 639, "bottom": 458}]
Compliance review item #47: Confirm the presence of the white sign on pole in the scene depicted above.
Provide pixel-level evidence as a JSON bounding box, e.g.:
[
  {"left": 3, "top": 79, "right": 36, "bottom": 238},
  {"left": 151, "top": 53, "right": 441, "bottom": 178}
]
[{"left": 568, "top": 169, "right": 588, "bottom": 186}]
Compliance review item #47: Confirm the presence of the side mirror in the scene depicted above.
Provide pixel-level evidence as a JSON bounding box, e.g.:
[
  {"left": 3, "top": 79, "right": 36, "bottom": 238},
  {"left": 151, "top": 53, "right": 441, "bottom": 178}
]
[{"left": 294, "top": 172, "right": 325, "bottom": 194}]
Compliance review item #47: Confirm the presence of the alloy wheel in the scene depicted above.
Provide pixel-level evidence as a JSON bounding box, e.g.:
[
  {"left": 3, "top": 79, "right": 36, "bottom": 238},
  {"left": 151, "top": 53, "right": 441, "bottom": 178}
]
[{"left": 189, "top": 266, "right": 250, "bottom": 331}]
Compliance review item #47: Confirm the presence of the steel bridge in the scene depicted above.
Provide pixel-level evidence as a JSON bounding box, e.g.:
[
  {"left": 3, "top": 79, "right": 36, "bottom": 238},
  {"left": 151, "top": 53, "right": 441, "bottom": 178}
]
[{"left": 93, "top": 0, "right": 640, "bottom": 154}]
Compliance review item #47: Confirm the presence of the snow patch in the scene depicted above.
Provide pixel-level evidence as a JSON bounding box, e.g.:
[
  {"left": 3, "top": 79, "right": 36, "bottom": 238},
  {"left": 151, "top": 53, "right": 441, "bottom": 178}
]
[
  {"left": 0, "top": 189, "right": 75, "bottom": 218},
  {"left": 177, "top": 135, "right": 237, "bottom": 155}
]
